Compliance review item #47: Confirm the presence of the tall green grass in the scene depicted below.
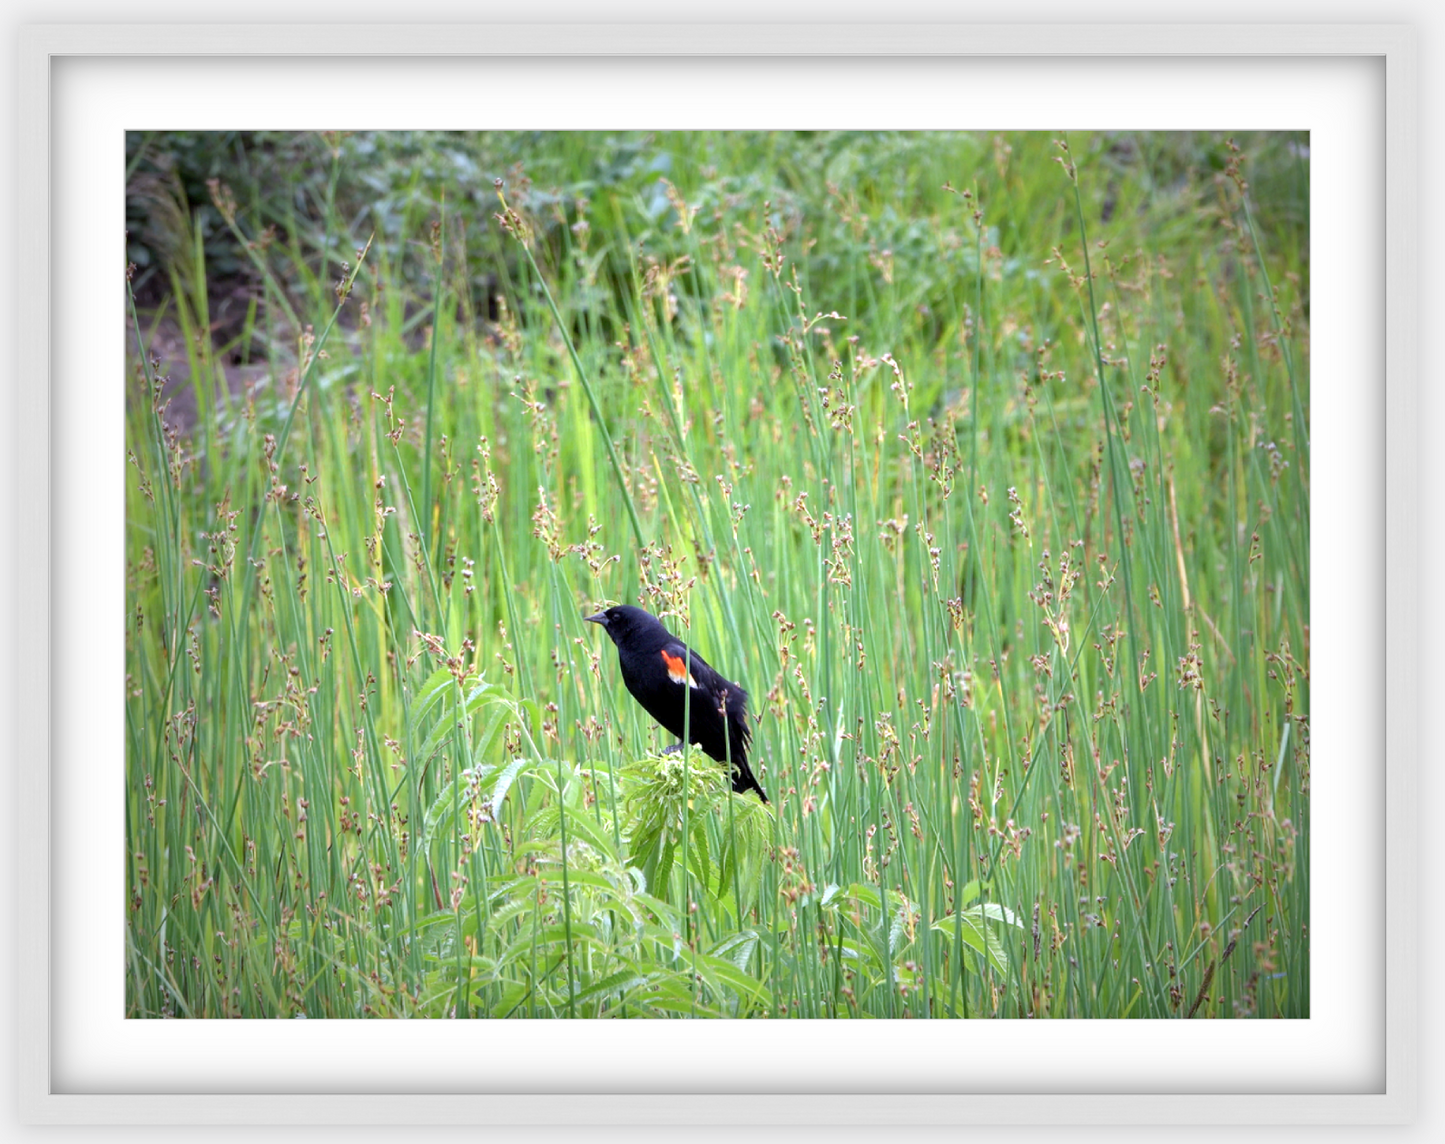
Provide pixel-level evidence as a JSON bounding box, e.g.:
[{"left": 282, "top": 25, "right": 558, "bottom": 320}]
[{"left": 125, "top": 131, "right": 1308, "bottom": 1018}]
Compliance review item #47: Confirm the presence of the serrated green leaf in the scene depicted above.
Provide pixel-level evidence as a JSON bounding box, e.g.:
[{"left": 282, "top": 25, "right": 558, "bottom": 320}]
[
  {"left": 931, "top": 906, "right": 1012, "bottom": 974},
  {"left": 406, "top": 668, "right": 455, "bottom": 737},
  {"left": 843, "top": 883, "right": 882, "bottom": 911},
  {"left": 571, "top": 969, "right": 661, "bottom": 1006},
  {"left": 710, "top": 929, "right": 759, "bottom": 973},
  {"left": 488, "top": 756, "right": 534, "bottom": 816}
]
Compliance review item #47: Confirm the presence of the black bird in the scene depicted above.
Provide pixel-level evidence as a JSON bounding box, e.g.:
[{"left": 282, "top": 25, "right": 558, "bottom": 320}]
[{"left": 585, "top": 605, "right": 767, "bottom": 803}]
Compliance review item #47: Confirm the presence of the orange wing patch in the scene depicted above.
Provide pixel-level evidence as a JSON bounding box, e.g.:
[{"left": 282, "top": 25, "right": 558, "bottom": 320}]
[{"left": 660, "top": 649, "right": 699, "bottom": 688}]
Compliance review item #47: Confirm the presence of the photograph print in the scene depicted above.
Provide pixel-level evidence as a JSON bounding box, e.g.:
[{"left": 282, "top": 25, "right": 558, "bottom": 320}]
[{"left": 125, "top": 130, "right": 1308, "bottom": 1019}]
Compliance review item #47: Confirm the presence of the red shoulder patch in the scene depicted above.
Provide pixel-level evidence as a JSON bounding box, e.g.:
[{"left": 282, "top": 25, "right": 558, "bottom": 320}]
[{"left": 660, "top": 649, "right": 698, "bottom": 688}]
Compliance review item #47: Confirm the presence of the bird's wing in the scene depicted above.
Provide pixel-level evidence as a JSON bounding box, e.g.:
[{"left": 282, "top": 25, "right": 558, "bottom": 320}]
[
  {"left": 658, "top": 640, "right": 706, "bottom": 689},
  {"left": 660, "top": 641, "right": 748, "bottom": 716}
]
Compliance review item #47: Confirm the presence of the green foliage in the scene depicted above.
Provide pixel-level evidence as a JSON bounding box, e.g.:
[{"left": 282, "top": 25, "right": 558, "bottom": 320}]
[
  {"left": 621, "top": 751, "right": 772, "bottom": 915},
  {"left": 126, "top": 130, "right": 1308, "bottom": 1018}
]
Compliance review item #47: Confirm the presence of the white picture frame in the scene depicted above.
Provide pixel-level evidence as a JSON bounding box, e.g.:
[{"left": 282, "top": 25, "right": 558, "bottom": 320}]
[{"left": 14, "top": 21, "right": 1417, "bottom": 1128}]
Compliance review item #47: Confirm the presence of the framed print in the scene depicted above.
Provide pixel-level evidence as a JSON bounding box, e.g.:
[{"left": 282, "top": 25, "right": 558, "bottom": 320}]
[{"left": 14, "top": 19, "right": 1416, "bottom": 1128}]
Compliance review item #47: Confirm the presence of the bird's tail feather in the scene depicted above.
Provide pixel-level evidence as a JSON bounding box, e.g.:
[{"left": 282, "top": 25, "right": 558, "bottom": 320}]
[{"left": 730, "top": 758, "right": 768, "bottom": 804}]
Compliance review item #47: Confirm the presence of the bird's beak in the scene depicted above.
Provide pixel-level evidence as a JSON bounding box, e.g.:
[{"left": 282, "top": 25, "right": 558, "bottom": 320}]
[{"left": 583, "top": 611, "right": 607, "bottom": 627}]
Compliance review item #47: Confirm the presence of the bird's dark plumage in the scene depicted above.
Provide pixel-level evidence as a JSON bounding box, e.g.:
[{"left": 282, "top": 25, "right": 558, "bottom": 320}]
[{"left": 585, "top": 605, "right": 767, "bottom": 803}]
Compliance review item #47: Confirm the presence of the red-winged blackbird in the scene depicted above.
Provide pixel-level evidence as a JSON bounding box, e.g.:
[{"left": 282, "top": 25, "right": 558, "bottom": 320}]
[{"left": 585, "top": 605, "right": 767, "bottom": 803}]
